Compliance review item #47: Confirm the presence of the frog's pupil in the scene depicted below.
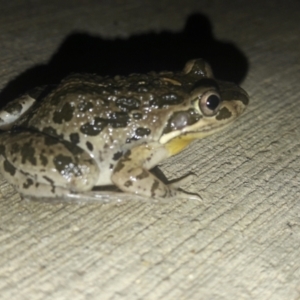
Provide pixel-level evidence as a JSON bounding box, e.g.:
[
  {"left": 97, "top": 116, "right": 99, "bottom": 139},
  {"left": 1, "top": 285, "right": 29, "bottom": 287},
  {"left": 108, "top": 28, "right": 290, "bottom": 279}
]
[{"left": 206, "top": 95, "right": 220, "bottom": 110}]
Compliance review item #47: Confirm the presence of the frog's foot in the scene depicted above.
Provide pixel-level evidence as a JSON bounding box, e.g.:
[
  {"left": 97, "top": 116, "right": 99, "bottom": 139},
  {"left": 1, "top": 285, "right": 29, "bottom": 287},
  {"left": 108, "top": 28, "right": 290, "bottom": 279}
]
[
  {"left": 168, "top": 174, "right": 202, "bottom": 201},
  {"left": 112, "top": 147, "right": 201, "bottom": 200},
  {"left": 168, "top": 173, "right": 196, "bottom": 188},
  {"left": 169, "top": 189, "right": 202, "bottom": 201},
  {"left": 112, "top": 166, "right": 201, "bottom": 200}
]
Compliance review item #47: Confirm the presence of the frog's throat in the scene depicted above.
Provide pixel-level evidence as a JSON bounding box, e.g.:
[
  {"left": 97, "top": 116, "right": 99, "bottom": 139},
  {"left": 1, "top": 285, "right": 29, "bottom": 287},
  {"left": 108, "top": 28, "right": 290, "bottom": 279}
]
[
  {"left": 164, "top": 131, "right": 216, "bottom": 156},
  {"left": 164, "top": 135, "right": 196, "bottom": 156},
  {"left": 162, "top": 123, "right": 233, "bottom": 156}
]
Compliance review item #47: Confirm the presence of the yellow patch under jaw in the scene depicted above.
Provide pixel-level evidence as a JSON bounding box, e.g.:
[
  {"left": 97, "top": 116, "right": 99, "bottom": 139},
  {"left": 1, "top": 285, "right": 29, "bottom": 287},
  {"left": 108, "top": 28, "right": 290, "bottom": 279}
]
[{"left": 164, "top": 135, "right": 196, "bottom": 156}]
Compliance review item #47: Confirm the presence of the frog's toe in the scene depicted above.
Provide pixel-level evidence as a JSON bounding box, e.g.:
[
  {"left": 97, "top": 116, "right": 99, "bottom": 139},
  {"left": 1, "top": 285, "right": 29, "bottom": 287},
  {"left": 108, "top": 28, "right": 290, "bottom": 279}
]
[
  {"left": 168, "top": 188, "right": 202, "bottom": 201},
  {"left": 169, "top": 173, "right": 196, "bottom": 188},
  {"left": 179, "top": 191, "right": 202, "bottom": 201}
]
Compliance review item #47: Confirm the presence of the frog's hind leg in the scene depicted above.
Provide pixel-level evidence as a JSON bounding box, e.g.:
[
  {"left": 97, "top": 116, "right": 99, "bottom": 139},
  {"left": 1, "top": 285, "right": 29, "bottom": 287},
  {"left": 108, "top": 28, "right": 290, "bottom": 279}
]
[
  {"left": 0, "top": 164, "right": 78, "bottom": 201},
  {"left": 0, "top": 130, "right": 99, "bottom": 200}
]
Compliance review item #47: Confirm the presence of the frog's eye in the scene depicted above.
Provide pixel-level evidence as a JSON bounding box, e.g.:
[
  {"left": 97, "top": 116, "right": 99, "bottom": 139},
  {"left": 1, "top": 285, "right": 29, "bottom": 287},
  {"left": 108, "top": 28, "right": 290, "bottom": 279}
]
[{"left": 199, "top": 91, "right": 221, "bottom": 116}]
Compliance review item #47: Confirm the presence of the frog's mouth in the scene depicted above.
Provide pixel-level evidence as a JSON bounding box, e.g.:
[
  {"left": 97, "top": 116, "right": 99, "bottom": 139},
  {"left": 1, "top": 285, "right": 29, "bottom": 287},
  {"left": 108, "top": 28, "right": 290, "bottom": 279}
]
[
  {"left": 160, "top": 121, "right": 232, "bottom": 144},
  {"left": 162, "top": 119, "right": 235, "bottom": 156}
]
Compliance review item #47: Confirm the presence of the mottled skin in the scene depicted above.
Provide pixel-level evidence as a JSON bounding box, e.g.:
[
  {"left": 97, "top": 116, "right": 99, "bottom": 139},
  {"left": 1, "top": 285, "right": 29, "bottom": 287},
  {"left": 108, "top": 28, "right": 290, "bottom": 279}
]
[{"left": 0, "top": 59, "right": 249, "bottom": 200}]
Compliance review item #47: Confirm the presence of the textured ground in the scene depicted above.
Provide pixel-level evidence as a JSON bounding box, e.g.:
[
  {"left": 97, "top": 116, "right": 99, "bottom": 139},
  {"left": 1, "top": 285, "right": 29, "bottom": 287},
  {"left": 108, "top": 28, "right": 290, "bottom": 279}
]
[{"left": 0, "top": 0, "right": 300, "bottom": 299}]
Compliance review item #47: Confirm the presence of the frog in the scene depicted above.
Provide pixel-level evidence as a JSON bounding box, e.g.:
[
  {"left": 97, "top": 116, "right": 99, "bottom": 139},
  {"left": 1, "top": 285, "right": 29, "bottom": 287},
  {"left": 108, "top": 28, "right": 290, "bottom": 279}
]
[{"left": 0, "top": 59, "right": 249, "bottom": 201}]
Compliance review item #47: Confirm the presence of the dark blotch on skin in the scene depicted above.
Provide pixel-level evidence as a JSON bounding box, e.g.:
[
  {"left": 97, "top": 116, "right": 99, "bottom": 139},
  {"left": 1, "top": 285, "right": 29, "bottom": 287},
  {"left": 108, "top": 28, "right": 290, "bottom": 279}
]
[
  {"left": 216, "top": 107, "right": 232, "bottom": 120},
  {"left": 53, "top": 102, "right": 74, "bottom": 124},
  {"left": 78, "top": 101, "right": 93, "bottom": 112},
  {"left": 135, "top": 127, "right": 151, "bottom": 137},
  {"left": 20, "top": 170, "right": 30, "bottom": 177},
  {"left": 43, "top": 126, "right": 63, "bottom": 140},
  {"left": 80, "top": 113, "right": 130, "bottom": 136},
  {"left": 113, "top": 150, "right": 132, "bottom": 173},
  {"left": 151, "top": 179, "right": 160, "bottom": 197},
  {"left": 150, "top": 93, "right": 183, "bottom": 108},
  {"left": 0, "top": 145, "right": 5, "bottom": 156},
  {"left": 86, "top": 141, "right": 94, "bottom": 151},
  {"left": 4, "top": 160, "right": 16, "bottom": 176},
  {"left": 113, "top": 151, "right": 123, "bottom": 161},
  {"left": 127, "top": 127, "right": 151, "bottom": 143},
  {"left": 40, "top": 152, "right": 48, "bottom": 166},
  {"left": 43, "top": 175, "right": 54, "bottom": 185},
  {"left": 44, "top": 135, "right": 59, "bottom": 146},
  {"left": 10, "top": 143, "right": 20, "bottom": 155},
  {"left": 70, "top": 133, "right": 80, "bottom": 144},
  {"left": 23, "top": 178, "right": 34, "bottom": 189},
  {"left": 61, "top": 140, "right": 84, "bottom": 156},
  {"left": 43, "top": 175, "right": 55, "bottom": 193},
  {"left": 133, "top": 127, "right": 151, "bottom": 140},
  {"left": 53, "top": 154, "right": 82, "bottom": 177},
  {"left": 115, "top": 97, "right": 140, "bottom": 112},
  {"left": 21, "top": 141, "right": 37, "bottom": 166},
  {"left": 109, "top": 112, "right": 130, "bottom": 128},
  {"left": 124, "top": 180, "right": 133, "bottom": 187},
  {"left": 136, "top": 169, "right": 149, "bottom": 180},
  {"left": 80, "top": 117, "right": 107, "bottom": 136}
]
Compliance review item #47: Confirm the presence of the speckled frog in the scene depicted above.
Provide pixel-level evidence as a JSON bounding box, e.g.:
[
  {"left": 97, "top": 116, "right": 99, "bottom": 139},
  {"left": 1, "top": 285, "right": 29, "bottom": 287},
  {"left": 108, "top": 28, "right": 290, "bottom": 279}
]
[{"left": 0, "top": 59, "right": 248, "bottom": 200}]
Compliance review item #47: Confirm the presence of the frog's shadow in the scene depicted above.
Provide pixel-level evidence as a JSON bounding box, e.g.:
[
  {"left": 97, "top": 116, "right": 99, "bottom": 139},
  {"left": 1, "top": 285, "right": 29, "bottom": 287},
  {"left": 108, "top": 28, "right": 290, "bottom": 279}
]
[{"left": 0, "top": 13, "right": 248, "bottom": 106}]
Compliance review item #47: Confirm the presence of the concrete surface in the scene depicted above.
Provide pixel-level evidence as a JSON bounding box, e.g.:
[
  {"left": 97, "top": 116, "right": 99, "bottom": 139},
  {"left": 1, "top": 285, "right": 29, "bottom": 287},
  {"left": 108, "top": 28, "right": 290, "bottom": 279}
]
[{"left": 0, "top": 0, "right": 300, "bottom": 299}]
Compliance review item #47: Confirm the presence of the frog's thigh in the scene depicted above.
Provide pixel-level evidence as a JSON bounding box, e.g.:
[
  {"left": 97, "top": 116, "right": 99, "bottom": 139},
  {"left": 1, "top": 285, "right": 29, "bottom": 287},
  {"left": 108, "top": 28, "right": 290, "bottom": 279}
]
[
  {"left": 0, "top": 165, "right": 83, "bottom": 199},
  {"left": 0, "top": 131, "right": 99, "bottom": 198},
  {"left": 111, "top": 145, "right": 176, "bottom": 198}
]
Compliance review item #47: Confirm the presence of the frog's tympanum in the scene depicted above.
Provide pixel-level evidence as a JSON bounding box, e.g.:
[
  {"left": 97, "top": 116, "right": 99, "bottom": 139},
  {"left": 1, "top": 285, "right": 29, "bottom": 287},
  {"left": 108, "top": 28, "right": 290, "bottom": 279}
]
[{"left": 0, "top": 59, "right": 248, "bottom": 200}]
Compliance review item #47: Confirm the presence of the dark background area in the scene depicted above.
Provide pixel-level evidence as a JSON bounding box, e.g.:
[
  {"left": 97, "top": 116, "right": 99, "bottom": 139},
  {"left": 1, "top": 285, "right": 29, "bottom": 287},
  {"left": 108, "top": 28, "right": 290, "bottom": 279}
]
[{"left": 0, "top": 13, "right": 248, "bottom": 106}]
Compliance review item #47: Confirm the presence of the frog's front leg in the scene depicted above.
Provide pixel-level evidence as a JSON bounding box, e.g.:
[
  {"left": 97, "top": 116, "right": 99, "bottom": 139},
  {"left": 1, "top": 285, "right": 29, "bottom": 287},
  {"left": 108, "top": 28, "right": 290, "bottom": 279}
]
[
  {"left": 0, "top": 130, "right": 99, "bottom": 199},
  {"left": 111, "top": 144, "right": 190, "bottom": 199}
]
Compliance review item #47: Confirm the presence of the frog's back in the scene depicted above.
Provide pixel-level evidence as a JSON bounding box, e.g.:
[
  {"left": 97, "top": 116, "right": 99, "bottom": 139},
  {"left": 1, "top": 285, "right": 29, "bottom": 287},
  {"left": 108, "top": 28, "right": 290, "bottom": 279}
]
[{"left": 16, "top": 72, "right": 193, "bottom": 148}]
